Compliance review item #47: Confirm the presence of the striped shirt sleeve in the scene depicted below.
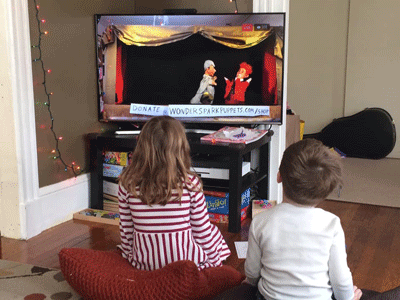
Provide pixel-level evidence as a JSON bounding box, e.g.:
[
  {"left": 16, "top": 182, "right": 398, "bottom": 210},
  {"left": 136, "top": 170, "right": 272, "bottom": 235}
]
[
  {"left": 118, "top": 184, "right": 134, "bottom": 259},
  {"left": 188, "top": 176, "right": 231, "bottom": 265}
]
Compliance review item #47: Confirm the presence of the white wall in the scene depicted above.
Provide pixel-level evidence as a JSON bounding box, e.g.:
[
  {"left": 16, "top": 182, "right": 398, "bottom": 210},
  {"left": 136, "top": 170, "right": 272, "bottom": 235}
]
[
  {"left": 134, "top": 0, "right": 252, "bottom": 14},
  {"left": 0, "top": 0, "right": 21, "bottom": 239},
  {"left": 345, "top": 0, "right": 400, "bottom": 158},
  {"left": 286, "top": 0, "right": 398, "bottom": 159},
  {"left": 286, "top": 0, "right": 349, "bottom": 132}
]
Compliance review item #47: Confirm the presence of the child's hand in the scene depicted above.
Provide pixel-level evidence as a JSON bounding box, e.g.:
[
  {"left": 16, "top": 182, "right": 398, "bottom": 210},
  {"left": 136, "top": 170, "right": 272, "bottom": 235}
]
[
  {"left": 353, "top": 286, "right": 362, "bottom": 300},
  {"left": 241, "top": 277, "right": 257, "bottom": 286}
]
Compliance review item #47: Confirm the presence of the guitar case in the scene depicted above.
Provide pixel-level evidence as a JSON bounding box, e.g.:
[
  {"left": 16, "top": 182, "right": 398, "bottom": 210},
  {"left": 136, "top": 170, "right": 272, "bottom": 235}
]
[{"left": 303, "top": 107, "right": 396, "bottom": 159}]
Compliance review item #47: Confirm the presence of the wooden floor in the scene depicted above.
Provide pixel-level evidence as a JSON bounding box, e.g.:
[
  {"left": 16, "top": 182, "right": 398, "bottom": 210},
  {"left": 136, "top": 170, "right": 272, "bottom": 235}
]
[{"left": 1, "top": 200, "right": 399, "bottom": 293}]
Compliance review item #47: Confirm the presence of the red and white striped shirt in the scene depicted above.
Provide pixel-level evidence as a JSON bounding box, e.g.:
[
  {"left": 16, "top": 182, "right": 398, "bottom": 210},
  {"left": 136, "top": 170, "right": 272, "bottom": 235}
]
[{"left": 118, "top": 175, "right": 231, "bottom": 271}]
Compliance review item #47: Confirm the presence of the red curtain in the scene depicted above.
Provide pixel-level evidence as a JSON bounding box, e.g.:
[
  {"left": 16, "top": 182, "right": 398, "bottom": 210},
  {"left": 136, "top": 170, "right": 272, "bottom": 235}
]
[
  {"left": 262, "top": 52, "right": 277, "bottom": 105},
  {"left": 115, "top": 40, "right": 126, "bottom": 104}
]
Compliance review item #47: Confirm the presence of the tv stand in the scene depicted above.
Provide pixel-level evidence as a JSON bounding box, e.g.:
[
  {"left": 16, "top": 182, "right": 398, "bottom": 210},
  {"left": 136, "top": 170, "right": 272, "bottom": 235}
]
[{"left": 87, "top": 131, "right": 272, "bottom": 233}]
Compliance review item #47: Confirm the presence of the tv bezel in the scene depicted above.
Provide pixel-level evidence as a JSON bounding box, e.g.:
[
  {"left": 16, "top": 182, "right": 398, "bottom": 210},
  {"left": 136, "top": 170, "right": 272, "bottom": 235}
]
[{"left": 94, "top": 12, "right": 286, "bottom": 129}]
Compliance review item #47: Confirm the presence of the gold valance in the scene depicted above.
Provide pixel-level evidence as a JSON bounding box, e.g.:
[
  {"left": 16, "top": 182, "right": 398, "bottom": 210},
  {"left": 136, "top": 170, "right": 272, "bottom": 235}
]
[{"left": 104, "top": 25, "right": 282, "bottom": 56}]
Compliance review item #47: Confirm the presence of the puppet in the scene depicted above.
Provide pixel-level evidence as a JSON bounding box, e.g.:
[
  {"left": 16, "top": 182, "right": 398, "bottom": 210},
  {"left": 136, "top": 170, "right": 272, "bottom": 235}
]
[
  {"left": 224, "top": 62, "right": 253, "bottom": 105},
  {"left": 190, "top": 60, "right": 217, "bottom": 104}
]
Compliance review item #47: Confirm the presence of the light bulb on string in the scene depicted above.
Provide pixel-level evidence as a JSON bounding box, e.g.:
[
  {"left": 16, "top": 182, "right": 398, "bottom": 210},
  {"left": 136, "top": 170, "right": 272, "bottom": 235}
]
[
  {"left": 229, "top": 0, "right": 239, "bottom": 13},
  {"left": 32, "top": 0, "right": 84, "bottom": 177}
]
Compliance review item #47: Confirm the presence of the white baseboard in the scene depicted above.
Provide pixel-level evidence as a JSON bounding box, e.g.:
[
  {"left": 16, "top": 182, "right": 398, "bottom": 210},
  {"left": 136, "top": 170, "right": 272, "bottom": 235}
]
[{"left": 23, "top": 173, "right": 90, "bottom": 239}]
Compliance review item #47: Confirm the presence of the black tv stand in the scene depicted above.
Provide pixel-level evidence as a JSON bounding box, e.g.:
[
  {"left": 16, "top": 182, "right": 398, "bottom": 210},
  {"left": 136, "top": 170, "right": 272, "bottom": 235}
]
[{"left": 87, "top": 131, "right": 272, "bottom": 233}]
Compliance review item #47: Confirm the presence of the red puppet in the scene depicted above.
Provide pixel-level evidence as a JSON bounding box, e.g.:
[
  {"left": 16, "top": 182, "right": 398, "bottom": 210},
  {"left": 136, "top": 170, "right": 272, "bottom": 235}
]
[{"left": 224, "top": 62, "right": 253, "bottom": 105}]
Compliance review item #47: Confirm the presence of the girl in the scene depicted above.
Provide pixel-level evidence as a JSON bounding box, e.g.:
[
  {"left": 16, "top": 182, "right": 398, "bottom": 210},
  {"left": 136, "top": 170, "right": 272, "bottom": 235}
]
[{"left": 118, "top": 116, "right": 231, "bottom": 271}]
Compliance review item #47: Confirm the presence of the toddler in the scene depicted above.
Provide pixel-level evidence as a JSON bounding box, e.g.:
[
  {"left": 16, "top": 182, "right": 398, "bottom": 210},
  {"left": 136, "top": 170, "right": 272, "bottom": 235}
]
[{"left": 245, "top": 138, "right": 362, "bottom": 300}]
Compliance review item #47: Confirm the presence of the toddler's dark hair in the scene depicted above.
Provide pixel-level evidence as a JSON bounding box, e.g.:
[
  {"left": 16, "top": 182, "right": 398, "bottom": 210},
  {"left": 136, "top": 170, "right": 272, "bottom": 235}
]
[{"left": 279, "top": 138, "right": 343, "bottom": 206}]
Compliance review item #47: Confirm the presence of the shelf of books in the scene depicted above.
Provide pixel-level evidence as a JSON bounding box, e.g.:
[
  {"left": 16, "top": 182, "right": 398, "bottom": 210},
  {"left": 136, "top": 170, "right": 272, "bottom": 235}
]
[
  {"left": 103, "top": 179, "right": 119, "bottom": 213},
  {"left": 102, "top": 150, "right": 132, "bottom": 213},
  {"left": 82, "top": 146, "right": 274, "bottom": 227},
  {"left": 75, "top": 150, "right": 132, "bottom": 225}
]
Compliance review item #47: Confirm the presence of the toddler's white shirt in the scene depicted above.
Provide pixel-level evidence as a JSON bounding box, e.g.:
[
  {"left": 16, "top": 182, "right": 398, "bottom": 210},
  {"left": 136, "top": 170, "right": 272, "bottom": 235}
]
[{"left": 245, "top": 203, "right": 354, "bottom": 300}]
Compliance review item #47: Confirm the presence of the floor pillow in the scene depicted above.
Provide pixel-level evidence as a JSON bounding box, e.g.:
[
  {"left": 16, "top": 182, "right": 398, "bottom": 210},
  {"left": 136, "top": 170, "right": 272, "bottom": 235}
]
[{"left": 59, "top": 248, "right": 243, "bottom": 300}]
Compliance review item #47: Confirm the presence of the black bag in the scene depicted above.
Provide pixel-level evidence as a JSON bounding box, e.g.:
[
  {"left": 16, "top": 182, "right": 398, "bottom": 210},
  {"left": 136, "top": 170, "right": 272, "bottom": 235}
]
[{"left": 304, "top": 108, "right": 396, "bottom": 159}]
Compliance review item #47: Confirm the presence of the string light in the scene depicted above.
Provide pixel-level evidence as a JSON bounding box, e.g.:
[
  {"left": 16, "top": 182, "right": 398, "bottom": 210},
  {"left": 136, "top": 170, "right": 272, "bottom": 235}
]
[
  {"left": 32, "top": 0, "right": 83, "bottom": 176},
  {"left": 230, "top": 0, "right": 239, "bottom": 13}
]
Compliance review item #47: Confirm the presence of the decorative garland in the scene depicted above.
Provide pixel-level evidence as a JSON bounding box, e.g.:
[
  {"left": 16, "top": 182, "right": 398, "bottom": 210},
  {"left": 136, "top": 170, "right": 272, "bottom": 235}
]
[{"left": 32, "top": 0, "right": 83, "bottom": 176}]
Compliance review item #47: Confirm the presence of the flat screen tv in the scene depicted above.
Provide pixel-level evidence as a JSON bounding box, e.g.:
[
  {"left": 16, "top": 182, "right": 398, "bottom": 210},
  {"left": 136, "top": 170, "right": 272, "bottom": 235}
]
[{"left": 95, "top": 13, "right": 285, "bottom": 128}]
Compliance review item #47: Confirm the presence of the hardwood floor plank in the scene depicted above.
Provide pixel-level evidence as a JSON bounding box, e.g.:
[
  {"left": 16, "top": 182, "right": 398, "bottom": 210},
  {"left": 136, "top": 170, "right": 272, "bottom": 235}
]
[
  {"left": 1, "top": 200, "right": 399, "bottom": 293},
  {"left": 320, "top": 201, "right": 400, "bottom": 292}
]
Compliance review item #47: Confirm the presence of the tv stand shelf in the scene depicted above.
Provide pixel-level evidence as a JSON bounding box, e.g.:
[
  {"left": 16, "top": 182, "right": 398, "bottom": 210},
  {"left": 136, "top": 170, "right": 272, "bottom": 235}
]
[{"left": 87, "top": 131, "right": 271, "bottom": 233}]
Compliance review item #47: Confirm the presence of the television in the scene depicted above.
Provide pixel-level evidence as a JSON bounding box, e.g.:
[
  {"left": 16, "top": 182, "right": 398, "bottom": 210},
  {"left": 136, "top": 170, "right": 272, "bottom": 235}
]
[{"left": 95, "top": 13, "right": 285, "bottom": 129}]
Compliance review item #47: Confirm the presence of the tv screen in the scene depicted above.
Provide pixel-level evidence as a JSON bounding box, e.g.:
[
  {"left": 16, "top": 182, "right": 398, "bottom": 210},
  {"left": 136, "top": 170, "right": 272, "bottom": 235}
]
[{"left": 95, "top": 13, "right": 285, "bottom": 127}]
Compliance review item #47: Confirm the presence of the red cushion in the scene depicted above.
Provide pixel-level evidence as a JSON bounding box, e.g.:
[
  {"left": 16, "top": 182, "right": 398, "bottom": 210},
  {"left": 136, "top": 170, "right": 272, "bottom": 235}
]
[{"left": 59, "top": 248, "right": 243, "bottom": 300}]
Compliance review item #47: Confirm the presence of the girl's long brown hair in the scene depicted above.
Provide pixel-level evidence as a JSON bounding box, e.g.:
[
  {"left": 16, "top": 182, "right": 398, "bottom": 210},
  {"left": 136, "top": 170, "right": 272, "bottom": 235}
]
[{"left": 119, "top": 116, "right": 201, "bottom": 205}]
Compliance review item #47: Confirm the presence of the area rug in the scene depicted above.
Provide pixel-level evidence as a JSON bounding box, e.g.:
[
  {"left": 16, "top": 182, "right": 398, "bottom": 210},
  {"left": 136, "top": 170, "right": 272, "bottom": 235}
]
[
  {"left": 328, "top": 157, "right": 400, "bottom": 208},
  {"left": 0, "top": 259, "right": 82, "bottom": 300}
]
